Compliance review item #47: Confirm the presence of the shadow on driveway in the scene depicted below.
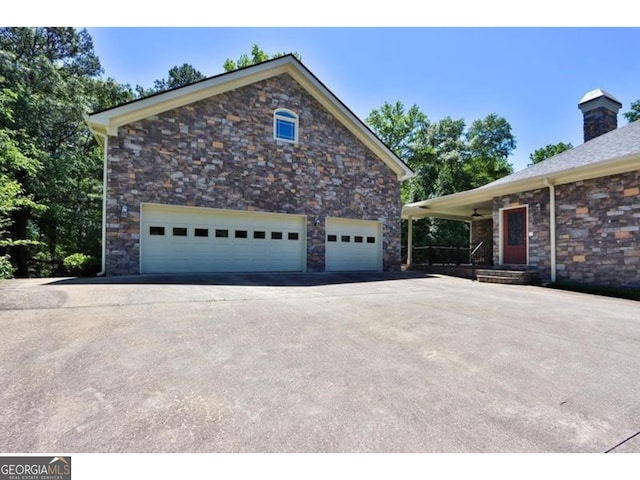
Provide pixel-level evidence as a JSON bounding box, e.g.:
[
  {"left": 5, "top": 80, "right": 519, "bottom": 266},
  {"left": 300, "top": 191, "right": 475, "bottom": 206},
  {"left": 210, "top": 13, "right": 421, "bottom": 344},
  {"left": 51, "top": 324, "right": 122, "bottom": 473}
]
[{"left": 45, "top": 271, "right": 435, "bottom": 287}]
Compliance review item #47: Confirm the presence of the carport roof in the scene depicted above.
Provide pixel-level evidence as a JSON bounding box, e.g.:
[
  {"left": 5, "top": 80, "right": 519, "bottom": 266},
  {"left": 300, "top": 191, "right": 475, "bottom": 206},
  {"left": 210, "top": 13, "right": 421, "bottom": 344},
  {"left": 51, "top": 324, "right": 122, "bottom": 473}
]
[{"left": 403, "top": 119, "right": 640, "bottom": 221}]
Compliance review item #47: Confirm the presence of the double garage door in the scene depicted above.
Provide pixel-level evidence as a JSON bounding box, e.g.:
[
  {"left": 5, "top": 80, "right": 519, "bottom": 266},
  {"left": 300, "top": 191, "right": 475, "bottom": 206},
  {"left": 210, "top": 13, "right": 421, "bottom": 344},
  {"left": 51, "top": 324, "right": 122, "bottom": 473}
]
[
  {"left": 140, "top": 204, "right": 381, "bottom": 274},
  {"left": 141, "top": 204, "right": 305, "bottom": 274}
]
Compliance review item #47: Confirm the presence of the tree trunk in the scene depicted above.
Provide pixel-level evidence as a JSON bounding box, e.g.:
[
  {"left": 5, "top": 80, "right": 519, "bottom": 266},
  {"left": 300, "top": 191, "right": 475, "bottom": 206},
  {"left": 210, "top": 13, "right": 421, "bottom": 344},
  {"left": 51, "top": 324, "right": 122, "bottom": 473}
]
[{"left": 10, "top": 209, "right": 29, "bottom": 278}]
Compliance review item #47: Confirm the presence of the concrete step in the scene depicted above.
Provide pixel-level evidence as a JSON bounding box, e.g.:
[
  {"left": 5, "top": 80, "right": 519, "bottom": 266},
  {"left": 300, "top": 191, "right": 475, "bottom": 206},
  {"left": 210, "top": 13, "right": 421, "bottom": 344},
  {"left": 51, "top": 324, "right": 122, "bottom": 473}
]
[
  {"left": 409, "top": 264, "right": 476, "bottom": 279},
  {"left": 476, "top": 269, "right": 532, "bottom": 278},
  {"left": 476, "top": 269, "right": 536, "bottom": 285}
]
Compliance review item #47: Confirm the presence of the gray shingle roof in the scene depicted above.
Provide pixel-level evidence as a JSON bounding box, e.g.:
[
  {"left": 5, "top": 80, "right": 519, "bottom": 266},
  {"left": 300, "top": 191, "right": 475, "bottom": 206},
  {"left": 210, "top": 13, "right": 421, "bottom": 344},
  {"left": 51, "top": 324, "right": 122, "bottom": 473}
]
[{"left": 480, "top": 119, "right": 640, "bottom": 190}]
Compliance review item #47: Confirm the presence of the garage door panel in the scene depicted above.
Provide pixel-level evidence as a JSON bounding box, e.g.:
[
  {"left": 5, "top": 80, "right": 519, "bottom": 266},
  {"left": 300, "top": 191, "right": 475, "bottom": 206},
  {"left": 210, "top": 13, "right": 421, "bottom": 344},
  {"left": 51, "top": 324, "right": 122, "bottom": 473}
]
[
  {"left": 141, "top": 204, "right": 305, "bottom": 274},
  {"left": 325, "top": 217, "right": 382, "bottom": 272}
]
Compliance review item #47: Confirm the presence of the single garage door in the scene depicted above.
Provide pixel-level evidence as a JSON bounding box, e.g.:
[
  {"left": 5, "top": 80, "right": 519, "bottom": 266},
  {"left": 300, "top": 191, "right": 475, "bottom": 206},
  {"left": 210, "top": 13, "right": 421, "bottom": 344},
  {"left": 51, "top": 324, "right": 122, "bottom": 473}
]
[
  {"left": 325, "top": 217, "right": 382, "bottom": 272},
  {"left": 140, "top": 203, "right": 306, "bottom": 274}
]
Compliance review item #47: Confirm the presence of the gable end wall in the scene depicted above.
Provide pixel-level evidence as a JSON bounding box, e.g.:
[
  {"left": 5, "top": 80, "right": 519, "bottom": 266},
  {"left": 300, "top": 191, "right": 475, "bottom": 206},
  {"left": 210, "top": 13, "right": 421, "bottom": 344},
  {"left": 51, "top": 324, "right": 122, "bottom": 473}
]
[{"left": 104, "top": 73, "right": 401, "bottom": 275}]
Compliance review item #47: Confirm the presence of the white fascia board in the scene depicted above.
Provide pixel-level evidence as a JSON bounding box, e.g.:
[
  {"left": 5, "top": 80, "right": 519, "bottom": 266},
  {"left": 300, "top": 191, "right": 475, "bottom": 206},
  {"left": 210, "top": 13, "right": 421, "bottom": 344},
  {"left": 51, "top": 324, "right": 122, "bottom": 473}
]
[
  {"left": 549, "top": 153, "right": 639, "bottom": 186},
  {"left": 402, "top": 198, "right": 490, "bottom": 220},
  {"left": 401, "top": 208, "right": 473, "bottom": 222},
  {"left": 404, "top": 154, "right": 639, "bottom": 217},
  {"left": 83, "top": 114, "right": 107, "bottom": 146},
  {"left": 405, "top": 188, "right": 494, "bottom": 212}
]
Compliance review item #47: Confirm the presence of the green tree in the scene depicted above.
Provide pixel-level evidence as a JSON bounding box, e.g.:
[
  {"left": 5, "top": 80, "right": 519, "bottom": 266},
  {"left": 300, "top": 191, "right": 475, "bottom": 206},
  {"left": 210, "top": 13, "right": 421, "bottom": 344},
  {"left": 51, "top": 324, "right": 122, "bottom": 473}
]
[
  {"left": 366, "top": 105, "right": 469, "bottom": 247},
  {"left": 366, "top": 101, "right": 436, "bottom": 207},
  {"left": 367, "top": 104, "right": 516, "bottom": 250},
  {"left": 623, "top": 100, "right": 640, "bottom": 123},
  {"left": 418, "top": 117, "right": 471, "bottom": 246},
  {"left": 425, "top": 117, "right": 468, "bottom": 197},
  {"left": 366, "top": 102, "right": 437, "bottom": 251},
  {"left": 223, "top": 44, "right": 301, "bottom": 72},
  {"left": 88, "top": 77, "right": 136, "bottom": 111},
  {"left": 0, "top": 27, "right": 104, "bottom": 276},
  {"left": 528, "top": 142, "right": 573, "bottom": 166},
  {"left": 136, "top": 63, "right": 205, "bottom": 98},
  {"left": 464, "top": 113, "right": 515, "bottom": 189},
  {"left": 0, "top": 83, "right": 44, "bottom": 278},
  {"left": 365, "top": 101, "right": 428, "bottom": 165}
]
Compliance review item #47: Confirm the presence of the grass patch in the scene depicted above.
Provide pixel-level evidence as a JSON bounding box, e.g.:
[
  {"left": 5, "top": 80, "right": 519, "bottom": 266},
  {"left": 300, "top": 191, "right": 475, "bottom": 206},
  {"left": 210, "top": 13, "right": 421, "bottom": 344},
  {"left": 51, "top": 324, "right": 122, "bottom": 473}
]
[{"left": 547, "top": 282, "right": 639, "bottom": 301}]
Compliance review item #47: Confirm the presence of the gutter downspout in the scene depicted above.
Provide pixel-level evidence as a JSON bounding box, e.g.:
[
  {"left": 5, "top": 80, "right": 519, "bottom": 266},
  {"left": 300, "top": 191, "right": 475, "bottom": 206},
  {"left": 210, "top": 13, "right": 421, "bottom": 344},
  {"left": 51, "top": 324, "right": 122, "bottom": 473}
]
[
  {"left": 545, "top": 178, "right": 556, "bottom": 282},
  {"left": 96, "top": 131, "right": 108, "bottom": 277}
]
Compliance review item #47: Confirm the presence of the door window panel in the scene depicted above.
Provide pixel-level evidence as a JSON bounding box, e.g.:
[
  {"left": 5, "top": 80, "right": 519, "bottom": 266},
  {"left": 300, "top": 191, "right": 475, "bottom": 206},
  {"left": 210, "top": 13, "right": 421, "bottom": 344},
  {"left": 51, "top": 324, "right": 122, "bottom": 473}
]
[{"left": 507, "top": 211, "right": 524, "bottom": 246}]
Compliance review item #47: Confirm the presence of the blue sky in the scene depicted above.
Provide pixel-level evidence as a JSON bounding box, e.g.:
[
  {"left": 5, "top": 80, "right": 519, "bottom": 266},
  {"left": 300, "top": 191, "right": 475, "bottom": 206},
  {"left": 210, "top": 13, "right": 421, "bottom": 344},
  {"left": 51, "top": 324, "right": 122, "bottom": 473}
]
[
  {"left": 85, "top": 27, "right": 640, "bottom": 172},
  {"left": 6, "top": 1, "right": 639, "bottom": 174}
]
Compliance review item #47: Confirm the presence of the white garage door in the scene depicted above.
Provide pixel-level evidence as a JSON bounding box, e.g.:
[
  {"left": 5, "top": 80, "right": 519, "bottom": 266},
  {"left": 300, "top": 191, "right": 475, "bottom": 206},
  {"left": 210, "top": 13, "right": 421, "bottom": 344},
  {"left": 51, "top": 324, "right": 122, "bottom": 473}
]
[
  {"left": 325, "top": 217, "right": 382, "bottom": 272},
  {"left": 140, "top": 204, "right": 306, "bottom": 274}
]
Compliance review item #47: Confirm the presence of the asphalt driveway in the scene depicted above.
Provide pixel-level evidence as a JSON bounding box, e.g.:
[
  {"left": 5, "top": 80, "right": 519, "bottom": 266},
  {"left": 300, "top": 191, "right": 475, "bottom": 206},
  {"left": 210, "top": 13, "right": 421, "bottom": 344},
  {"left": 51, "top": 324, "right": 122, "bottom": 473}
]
[{"left": 0, "top": 272, "right": 638, "bottom": 453}]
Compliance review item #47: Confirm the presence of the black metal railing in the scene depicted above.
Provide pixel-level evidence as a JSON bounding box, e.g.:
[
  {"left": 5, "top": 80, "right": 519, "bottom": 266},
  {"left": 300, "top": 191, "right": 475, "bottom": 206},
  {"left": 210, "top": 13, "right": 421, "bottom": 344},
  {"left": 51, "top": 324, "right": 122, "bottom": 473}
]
[
  {"left": 470, "top": 241, "right": 492, "bottom": 266},
  {"left": 408, "top": 242, "right": 492, "bottom": 266},
  {"left": 413, "top": 245, "right": 467, "bottom": 265},
  {"left": 470, "top": 241, "right": 487, "bottom": 280}
]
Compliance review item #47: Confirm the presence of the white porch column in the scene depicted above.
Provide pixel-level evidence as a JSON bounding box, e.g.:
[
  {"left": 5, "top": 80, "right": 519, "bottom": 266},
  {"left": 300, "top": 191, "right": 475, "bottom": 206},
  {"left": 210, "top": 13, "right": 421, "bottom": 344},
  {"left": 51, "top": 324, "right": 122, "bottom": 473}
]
[{"left": 407, "top": 216, "right": 413, "bottom": 266}]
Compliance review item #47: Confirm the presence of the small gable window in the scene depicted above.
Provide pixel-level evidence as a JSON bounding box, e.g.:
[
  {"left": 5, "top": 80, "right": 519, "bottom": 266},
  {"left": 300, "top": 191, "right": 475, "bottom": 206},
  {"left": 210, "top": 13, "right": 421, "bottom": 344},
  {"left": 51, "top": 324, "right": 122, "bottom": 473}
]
[{"left": 273, "top": 109, "right": 298, "bottom": 143}]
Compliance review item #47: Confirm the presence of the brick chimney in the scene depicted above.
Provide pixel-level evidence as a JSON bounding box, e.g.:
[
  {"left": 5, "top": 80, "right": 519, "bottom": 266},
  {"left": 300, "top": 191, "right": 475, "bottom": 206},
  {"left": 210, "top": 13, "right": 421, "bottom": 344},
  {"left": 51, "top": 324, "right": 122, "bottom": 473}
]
[{"left": 578, "top": 89, "right": 622, "bottom": 142}]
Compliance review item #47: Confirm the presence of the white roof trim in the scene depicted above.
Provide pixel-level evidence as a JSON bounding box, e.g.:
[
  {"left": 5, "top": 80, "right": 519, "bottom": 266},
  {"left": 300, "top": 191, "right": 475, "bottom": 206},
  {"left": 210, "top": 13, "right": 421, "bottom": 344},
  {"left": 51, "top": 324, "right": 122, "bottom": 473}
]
[
  {"left": 402, "top": 153, "right": 639, "bottom": 219},
  {"left": 85, "top": 56, "right": 414, "bottom": 181}
]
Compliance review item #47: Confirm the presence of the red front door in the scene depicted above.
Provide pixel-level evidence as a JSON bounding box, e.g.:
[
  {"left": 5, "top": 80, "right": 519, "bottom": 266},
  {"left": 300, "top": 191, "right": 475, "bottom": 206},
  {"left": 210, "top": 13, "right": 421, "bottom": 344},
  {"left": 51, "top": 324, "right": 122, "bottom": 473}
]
[{"left": 503, "top": 207, "right": 527, "bottom": 264}]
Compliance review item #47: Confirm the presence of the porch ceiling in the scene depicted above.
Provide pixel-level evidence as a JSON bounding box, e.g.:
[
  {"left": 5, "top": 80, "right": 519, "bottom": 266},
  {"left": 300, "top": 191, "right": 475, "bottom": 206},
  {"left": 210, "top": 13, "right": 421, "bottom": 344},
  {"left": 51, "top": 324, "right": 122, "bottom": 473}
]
[{"left": 403, "top": 199, "right": 493, "bottom": 222}]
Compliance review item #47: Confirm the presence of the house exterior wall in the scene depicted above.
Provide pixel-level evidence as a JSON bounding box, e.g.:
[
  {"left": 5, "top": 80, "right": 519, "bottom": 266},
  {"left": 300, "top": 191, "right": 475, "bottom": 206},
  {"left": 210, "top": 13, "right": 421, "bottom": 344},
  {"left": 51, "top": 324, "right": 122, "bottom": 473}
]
[
  {"left": 492, "top": 188, "right": 551, "bottom": 282},
  {"left": 104, "top": 73, "right": 401, "bottom": 275},
  {"left": 491, "top": 170, "right": 639, "bottom": 288},
  {"left": 555, "top": 170, "right": 639, "bottom": 288}
]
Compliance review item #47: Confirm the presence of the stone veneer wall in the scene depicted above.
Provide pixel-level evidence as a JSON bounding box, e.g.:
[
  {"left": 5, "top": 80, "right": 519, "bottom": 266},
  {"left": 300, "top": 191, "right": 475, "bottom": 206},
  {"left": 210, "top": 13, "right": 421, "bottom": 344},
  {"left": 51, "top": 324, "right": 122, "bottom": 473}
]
[
  {"left": 104, "top": 73, "right": 401, "bottom": 275},
  {"left": 582, "top": 106, "right": 618, "bottom": 142},
  {"left": 555, "top": 170, "right": 639, "bottom": 288},
  {"left": 490, "top": 170, "right": 640, "bottom": 287},
  {"left": 493, "top": 188, "right": 551, "bottom": 282}
]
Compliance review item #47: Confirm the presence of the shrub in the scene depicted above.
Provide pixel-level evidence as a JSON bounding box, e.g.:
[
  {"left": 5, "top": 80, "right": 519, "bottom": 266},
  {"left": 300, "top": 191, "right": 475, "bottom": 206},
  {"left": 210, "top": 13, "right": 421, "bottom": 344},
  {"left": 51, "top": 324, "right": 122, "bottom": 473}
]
[
  {"left": 63, "top": 253, "right": 100, "bottom": 277},
  {"left": 31, "top": 250, "right": 64, "bottom": 277},
  {"left": 0, "top": 255, "right": 14, "bottom": 279}
]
